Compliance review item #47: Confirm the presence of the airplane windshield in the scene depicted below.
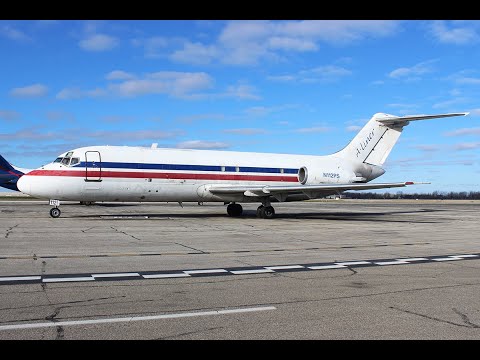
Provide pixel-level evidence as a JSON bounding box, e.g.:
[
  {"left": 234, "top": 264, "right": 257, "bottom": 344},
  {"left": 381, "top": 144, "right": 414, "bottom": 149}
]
[{"left": 54, "top": 152, "right": 79, "bottom": 166}]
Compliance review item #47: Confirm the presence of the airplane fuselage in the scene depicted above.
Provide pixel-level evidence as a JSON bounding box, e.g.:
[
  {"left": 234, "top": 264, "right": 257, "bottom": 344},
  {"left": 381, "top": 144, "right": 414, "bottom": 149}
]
[{"left": 18, "top": 145, "right": 367, "bottom": 203}]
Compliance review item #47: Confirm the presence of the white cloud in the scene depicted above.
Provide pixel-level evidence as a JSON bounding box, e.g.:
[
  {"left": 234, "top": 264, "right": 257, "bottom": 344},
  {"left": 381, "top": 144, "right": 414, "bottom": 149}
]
[
  {"left": 105, "top": 70, "right": 136, "bottom": 80},
  {"left": 453, "top": 142, "right": 480, "bottom": 150},
  {"left": 389, "top": 59, "right": 437, "bottom": 80},
  {"left": 224, "top": 84, "right": 261, "bottom": 100},
  {"left": 444, "top": 127, "right": 480, "bottom": 137},
  {"left": 412, "top": 145, "right": 441, "bottom": 152},
  {"left": 79, "top": 34, "right": 119, "bottom": 52},
  {"left": 432, "top": 97, "right": 469, "bottom": 109},
  {"left": 267, "top": 37, "right": 318, "bottom": 51},
  {"left": 176, "top": 140, "right": 230, "bottom": 149},
  {"left": 109, "top": 71, "right": 214, "bottom": 98},
  {"left": 0, "top": 110, "right": 20, "bottom": 121},
  {"left": 132, "top": 36, "right": 169, "bottom": 58},
  {"left": 295, "top": 126, "right": 330, "bottom": 133},
  {"left": 0, "top": 25, "right": 30, "bottom": 41},
  {"left": 56, "top": 87, "right": 107, "bottom": 100},
  {"left": 269, "top": 65, "right": 352, "bottom": 84},
  {"left": 346, "top": 125, "right": 362, "bottom": 132},
  {"left": 86, "top": 129, "right": 182, "bottom": 141},
  {"left": 170, "top": 41, "right": 220, "bottom": 65},
  {"left": 170, "top": 20, "right": 400, "bottom": 66},
  {"left": 223, "top": 128, "right": 267, "bottom": 135},
  {"left": 429, "top": 21, "right": 479, "bottom": 45},
  {"left": 10, "top": 84, "right": 48, "bottom": 98}
]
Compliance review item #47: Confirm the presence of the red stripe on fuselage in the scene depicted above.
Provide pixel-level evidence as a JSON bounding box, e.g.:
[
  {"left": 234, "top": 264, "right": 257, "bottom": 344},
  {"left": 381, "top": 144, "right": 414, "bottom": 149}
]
[{"left": 26, "top": 169, "right": 299, "bottom": 182}]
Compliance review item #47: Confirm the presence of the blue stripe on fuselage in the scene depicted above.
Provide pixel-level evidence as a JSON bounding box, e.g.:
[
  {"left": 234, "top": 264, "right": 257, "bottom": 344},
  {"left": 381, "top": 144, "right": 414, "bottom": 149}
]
[{"left": 77, "top": 162, "right": 299, "bottom": 174}]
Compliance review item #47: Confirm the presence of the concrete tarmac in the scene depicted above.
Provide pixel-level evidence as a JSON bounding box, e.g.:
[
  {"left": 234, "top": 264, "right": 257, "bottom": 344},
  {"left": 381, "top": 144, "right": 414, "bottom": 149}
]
[{"left": 0, "top": 199, "right": 479, "bottom": 339}]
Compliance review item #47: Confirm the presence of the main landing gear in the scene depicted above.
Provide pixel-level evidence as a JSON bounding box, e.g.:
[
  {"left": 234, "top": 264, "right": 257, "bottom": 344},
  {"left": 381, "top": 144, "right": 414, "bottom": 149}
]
[
  {"left": 226, "top": 200, "right": 276, "bottom": 219},
  {"left": 256, "top": 205, "right": 275, "bottom": 219},
  {"left": 226, "top": 203, "right": 243, "bottom": 217}
]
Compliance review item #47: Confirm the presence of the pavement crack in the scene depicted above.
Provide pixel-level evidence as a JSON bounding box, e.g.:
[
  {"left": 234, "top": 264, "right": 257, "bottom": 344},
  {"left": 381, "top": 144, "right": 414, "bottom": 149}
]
[
  {"left": 110, "top": 226, "right": 142, "bottom": 241},
  {"left": 390, "top": 306, "right": 473, "bottom": 328},
  {"left": 174, "top": 242, "right": 207, "bottom": 254},
  {"left": 5, "top": 224, "right": 19, "bottom": 238},
  {"left": 452, "top": 308, "right": 480, "bottom": 328}
]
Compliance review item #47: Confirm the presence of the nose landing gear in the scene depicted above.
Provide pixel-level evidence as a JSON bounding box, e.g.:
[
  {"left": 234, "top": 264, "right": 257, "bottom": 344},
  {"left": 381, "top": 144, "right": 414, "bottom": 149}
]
[{"left": 49, "top": 199, "right": 61, "bottom": 218}]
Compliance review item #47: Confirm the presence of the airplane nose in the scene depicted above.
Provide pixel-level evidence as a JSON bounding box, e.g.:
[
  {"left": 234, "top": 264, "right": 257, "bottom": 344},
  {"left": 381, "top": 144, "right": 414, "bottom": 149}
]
[{"left": 17, "top": 175, "right": 31, "bottom": 195}]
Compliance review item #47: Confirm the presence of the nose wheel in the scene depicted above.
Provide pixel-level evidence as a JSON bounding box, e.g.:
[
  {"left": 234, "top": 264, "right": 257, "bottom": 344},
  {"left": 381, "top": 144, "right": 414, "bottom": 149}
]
[
  {"left": 49, "top": 199, "right": 61, "bottom": 218},
  {"left": 50, "top": 207, "right": 61, "bottom": 218}
]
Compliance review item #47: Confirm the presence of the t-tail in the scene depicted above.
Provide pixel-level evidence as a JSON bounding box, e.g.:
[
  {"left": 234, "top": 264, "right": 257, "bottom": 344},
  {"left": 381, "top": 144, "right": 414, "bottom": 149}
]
[
  {"left": 335, "top": 112, "right": 469, "bottom": 182},
  {"left": 0, "top": 154, "right": 31, "bottom": 191}
]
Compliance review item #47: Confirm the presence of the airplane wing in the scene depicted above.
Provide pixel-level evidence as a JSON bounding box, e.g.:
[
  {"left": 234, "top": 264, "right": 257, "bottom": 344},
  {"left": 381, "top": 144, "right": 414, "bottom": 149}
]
[{"left": 208, "top": 181, "right": 423, "bottom": 200}]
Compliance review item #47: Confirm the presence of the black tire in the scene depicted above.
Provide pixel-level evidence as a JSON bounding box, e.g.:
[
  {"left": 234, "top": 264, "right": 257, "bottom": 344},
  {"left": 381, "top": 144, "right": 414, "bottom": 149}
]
[
  {"left": 256, "top": 205, "right": 264, "bottom": 218},
  {"left": 50, "top": 208, "right": 61, "bottom": 218},
  {"left": 227, "top": 203, "right": 243, "bottom": 217},
  {"left": 262, "top": 206, "right": 275, "bottom": 219}
]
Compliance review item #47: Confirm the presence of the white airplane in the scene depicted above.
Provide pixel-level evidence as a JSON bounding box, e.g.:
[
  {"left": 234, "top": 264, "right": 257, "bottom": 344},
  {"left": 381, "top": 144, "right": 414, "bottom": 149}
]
[{"left": 16, "top": 111, "right": 468, "bottom": 219}]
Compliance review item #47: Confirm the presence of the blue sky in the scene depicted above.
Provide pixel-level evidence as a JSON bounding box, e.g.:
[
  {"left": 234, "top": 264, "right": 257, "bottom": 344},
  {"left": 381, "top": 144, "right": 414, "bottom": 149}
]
[{"left": 0, "top": 20, "right": 479, "bottom": 193}]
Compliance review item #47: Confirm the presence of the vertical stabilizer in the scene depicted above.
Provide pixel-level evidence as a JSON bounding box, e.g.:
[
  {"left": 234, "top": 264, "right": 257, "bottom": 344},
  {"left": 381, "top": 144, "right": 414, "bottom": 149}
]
[{"left": 336, "top": 112, "right": 468, "bottom": 167}]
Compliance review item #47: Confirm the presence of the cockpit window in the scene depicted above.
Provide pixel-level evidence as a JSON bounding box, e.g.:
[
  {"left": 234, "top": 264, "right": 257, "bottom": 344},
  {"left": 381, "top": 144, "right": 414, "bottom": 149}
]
[
  {"left": 70, "top": 157, "right": 80, "bottom": 166},
  {"left": 57, "top": 152, "right": 76, "bottom": 166}
]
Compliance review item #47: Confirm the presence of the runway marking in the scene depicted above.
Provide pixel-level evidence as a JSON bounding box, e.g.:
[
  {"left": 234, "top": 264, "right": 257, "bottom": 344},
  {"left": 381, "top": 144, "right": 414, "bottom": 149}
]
[
  {"left": 0, "top": 306, "right": 277, "bottom": 331},
  {"left": 308, "top": 264, "right": 346, "bottom": 270},
  {"left": 42, "top": 277, "right": 95, "bottom": 283},
  {"left": 334, "top": 261, "right": 371, "bottom": 266},
  {"left": 0, "top": 242, "right": 434, "bottom": 261},
  {"left": 230, "top": 269, "right": 275, "bottom": 275},
  {"left": 184, "top": 269, "right": 228, "bottom": 275},
  {"left": 264, "top": 265, "right": 305, "bottom": 270},
  {"left": 142, "top": 273, "right": 191, "bottom": 279},
  {"left": 0, "top": 253, "right": 478, "bottom": 286},
  {"left": 374, "top": 260, "right": 410, "bottom": 266},
  {"left": 0, "top": 276, "right": 41, "bottom": 282},
  {"left": 92, "top": 273, "right": 141, "bottom": 278}
]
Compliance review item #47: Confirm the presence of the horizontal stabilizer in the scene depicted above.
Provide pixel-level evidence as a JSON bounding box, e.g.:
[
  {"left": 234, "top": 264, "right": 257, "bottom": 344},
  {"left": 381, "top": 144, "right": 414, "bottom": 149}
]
[{"left": 376, "top": 112, "right": 469, "bottom": 126}]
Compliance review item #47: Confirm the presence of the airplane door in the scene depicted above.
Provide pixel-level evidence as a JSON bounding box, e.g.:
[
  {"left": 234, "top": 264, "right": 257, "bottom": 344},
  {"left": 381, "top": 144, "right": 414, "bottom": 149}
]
[{"left": 85, "top": 151, "right": 102, "bottom": 181}]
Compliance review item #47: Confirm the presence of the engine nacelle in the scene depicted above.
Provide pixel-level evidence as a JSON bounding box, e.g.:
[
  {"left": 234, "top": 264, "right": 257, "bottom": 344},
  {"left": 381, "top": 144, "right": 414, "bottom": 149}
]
[{"left": 298, "top": 166, "right": 344, "bottom": 185}]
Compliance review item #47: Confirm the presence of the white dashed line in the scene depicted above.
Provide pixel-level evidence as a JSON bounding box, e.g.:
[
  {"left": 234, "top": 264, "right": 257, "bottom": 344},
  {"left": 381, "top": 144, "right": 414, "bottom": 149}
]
[
  {"left": 264, "top": 265, "right": 305, "bottom": 270},
  {"left": 0, "top": 306, "right": 277, "bottom": 331},
  {"left": 184, "top": 269, "right": 228, "bottom": 275},
  {"left": 395, "top": 258, "right": 429, "bottom": 262},
  {"left": 92, "top": 273, "right": 140, "bottom": 278},
  {"left": 335, "top": 261, "right": 372, "bottom": 266},
  {"left": 142, "top": 273, "right": 191, "bottom": 279},
  {"left": 374, "top": 261, "right": 410, "bottom": 266},
  {"left": 432, "top": 257, "right": 462, "bottom": 262},
  {"left": 0, "top": 276, "right": 41, "bottom": 282},
  {"left": 308, "top": 264, "right": 346, "bottom": 270},
  {"left": 230, "top": 269, "right": 275, "bottom": 275},
  {"left": 42, "top": 277, "right": 95, "bottom": 283}
]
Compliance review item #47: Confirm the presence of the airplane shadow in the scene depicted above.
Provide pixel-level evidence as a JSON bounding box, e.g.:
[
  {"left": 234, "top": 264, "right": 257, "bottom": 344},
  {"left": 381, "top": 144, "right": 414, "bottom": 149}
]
[{"left": 73, "top": 208, "right": 446, "bottom": 223}]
